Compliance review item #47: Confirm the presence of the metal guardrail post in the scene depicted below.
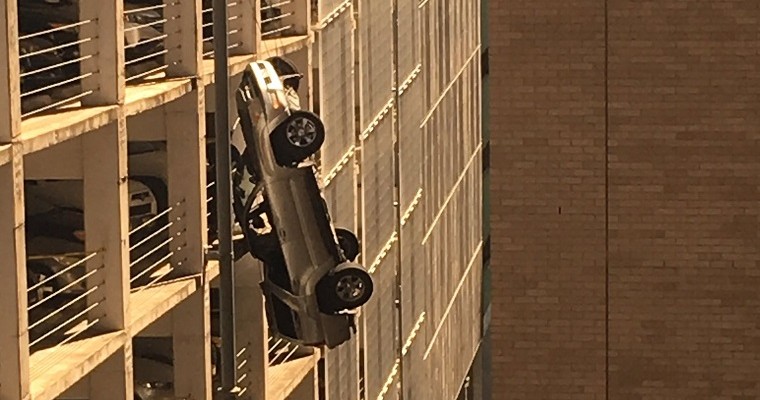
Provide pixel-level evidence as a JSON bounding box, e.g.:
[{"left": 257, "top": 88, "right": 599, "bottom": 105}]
[
  {"left": 82, "top": 119, "right": 132, "bottom": 400},
  {"left": 212, "top": 0, "right": 238, "bottom": 398},
  {"left": 0, "top": 0, "right": 20, "bottom": 142},
  {"left": 79, "top": 0, "right": 125, "bottom": 105},
  {"left": 0, "top": 149, "right": 30, "bottom": 400},
  {"left": 165, "top": 0, "right": 203, "bottom": 77}
]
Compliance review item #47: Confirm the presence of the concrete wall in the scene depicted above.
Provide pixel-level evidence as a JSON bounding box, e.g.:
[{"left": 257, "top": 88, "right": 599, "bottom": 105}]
[{"left": 489, "top": 0, "right": 760, "bottom": 398}]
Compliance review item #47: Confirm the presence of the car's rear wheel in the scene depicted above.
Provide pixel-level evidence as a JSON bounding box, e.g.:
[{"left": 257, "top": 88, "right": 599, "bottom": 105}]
[
  {"left": 335, "top": 228, "right": 360, "bottom": 262},
  {"left": 272, "top": 111, "right": 325, "bottom": 166},
  {"left": 318, "top": 263, "right": 373, "bottom": 313}
]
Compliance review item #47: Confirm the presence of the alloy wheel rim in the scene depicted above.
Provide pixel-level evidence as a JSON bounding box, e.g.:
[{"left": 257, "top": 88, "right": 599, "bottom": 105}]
[
  {"left": 335, "top": 275, "right": 365, "bottom": 303},
  {"left": 286, "top": 117, "right": 317, "bottom": 148}
]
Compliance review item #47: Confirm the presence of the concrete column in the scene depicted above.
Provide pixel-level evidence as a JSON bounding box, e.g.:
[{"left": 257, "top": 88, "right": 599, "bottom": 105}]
[
  {"left": 0, "top": 148, "right": 30, "bottom": 400},
  {"left": 83, "top": 119, "right": 130, "bottom": 331},
  {"left": 80, "top": 0, "right": 125, "bottom": 105},
  {"left": 172, "top": 286, "right": 212, "bottom": 400},
  {"left": 230, "top": 0, "right": 258, "bottom": 56},
  {"left": 0, "top": 0, "right": 20, "bottom": 142},
  {"left": 165, "top": 89, "right": 207, "bottom": 276},
  {"left": 234, "top": 257, "right": 267, "bottom": 398},
  {"left": 164, "top": 0, "right": 203, "bottom": 77},
  {"left": 83, "top": 119, "right": 131, "bottom": 400},
  {"left": 253, "top": 0, "right": 262, "bottom": 53},
  {"left": 89, "top": 343, "right": 134, "bottom": 400}
]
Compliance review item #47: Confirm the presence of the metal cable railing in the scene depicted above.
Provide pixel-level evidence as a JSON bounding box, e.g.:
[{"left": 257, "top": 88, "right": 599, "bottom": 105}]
[
  {"left": 260, "top": 0, "right": 294, "bottom": 39},
  {"left": 206, "top": 178, "right": 217, "bottom": 230},
  {"left": 17, "top": 15, "right": 97, "bottom": 117},
  {"left": 207, "top": 161, "right": 243, "bottom": 247},
  {"left": 128, "top": 199, "right": 185, "bottom": 290},
  {"left": 123, "top": 1, "right": 172, "bottom": 82},
  {"left": 267, "top": 335, "right": 304, "bottom": 367},
  {"left": 234, "top": 342, "right": 253, "bottom": 397},
  {"left": 26, "top": 251, "right": 105, "bottom": 351},
  {"left": 202, "top": 0, "right": 245, "bottom": 58}
]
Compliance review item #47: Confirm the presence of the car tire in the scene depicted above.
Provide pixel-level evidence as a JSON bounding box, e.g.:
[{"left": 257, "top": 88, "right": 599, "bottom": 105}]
[
  {"left": 272, "top": 110, "right": 325, "bottom": 166},
  {"left": 335, "top": 228, "right": 360, "bottom": 262},
  {"left": 317, "top": 263, "right": 373, "bottom": 313}
]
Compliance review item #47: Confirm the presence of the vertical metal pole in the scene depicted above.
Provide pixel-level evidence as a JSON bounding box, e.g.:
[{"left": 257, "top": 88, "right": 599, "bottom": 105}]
[
  {"left": 391, "top": 0, "right": 403, "bottom": 399},
  {"left": 213, "top": 0, "right": 237, "bottom": 397}
]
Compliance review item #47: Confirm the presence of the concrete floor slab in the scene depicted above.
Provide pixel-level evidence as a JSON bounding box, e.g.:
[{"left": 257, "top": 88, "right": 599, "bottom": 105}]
[
  {"left": 266, "top": 353, "right": 319, "bottom": 400},
  {"left": 201, "top": 54, "right": 256, "bottom": 86},
  {"left": 19, "top": 106, "right": 118, "bottom": 155},
  {"left": 259, "top": 35, "right": 312, "bottom": 59},
  {"left": 29, "top": 331, "right": 128, "bottom": 400},
  {"left": 129, "top": 272, "right": 198, "bottom": 336},
  {"left": 0, "top": 144, "right": 10, "bottom": 166},
  {"left": 124, "top": 78, "right": 196, "bottom": 117},
  {"left": 206, "top": 259, "right": 221, "bottom": 283}
]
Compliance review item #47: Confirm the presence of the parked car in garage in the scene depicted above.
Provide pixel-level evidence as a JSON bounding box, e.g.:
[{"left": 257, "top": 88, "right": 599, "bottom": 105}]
[
  {"left": 18, "top": 35, "right": 76, "bottom": 114},
  {"left": 23, "top": 178, "right": 161, "bottom": 346},
  {"left": 234, "top": 59, "right": 372, "bottom": 349},
  {"left": 24, "top": 178, "right": 161, "bottom": 301},
  {"left": 17, "top": 0, "right": 165, "bottom": 84}
]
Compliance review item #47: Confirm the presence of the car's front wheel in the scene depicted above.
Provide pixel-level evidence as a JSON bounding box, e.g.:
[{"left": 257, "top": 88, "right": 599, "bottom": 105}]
[
  {"left": 317, "top": 263, "right": 373, "bottom": 313},
  {"left": 335, "top": 228, "right": 360, "bottom": 262},
  {"left": 272, "top": 110, "right": 325, "bottom": 166}
]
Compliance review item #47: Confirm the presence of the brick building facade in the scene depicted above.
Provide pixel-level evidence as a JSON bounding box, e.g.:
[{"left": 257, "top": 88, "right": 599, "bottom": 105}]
[{"left": 488, "top": 1, "right": 759, "bottom": 398}]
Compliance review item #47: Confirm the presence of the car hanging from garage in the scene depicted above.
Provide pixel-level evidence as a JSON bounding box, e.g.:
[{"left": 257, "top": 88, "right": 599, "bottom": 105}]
[{"left": 232, "top": 57, "right": 374, "bottom": 349}]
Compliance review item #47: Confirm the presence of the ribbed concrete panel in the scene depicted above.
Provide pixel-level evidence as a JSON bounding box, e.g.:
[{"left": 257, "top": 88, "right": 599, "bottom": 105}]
[
  {"left": 359, "top": 93, "right": 395, "bottom": 399},
  {"left": 357, "top": 0, "right": 393, "bottom": 129},
  {"left": 418, "top": 150, "right": 483, "bottom": 399},
  {"left": 424, "top": 247, "right": 482, "bottom": 400},
  {"left": 399, "top": 201, "right": 424, "bottom": 344},
  {"left": 317, "top": 10, "right": 355, "bottom": 173},
  {"left": 398, "top": 78, "right": 422, "bottom": 211},
  {"left": 412, "top": 2, "right": 483, "bottom": 391},
  {"left": 398, "top": 72, "right": 424, "bottom": 348},
  {"left": 322, "top": 138, "right": 359, "bottom": 400},
  {"left": 323, "top": 338, "right": 359, "bottom": 400},
  {"left": 420, "top": 1, "right": 436, "bottom": 109},
  {"left": 396, "top": 0, "right": 417, "bottom": 80},
  {"left": 399, "top": 204, "right": 427, "bottom": 400},
  {"left": 323, "top": 160, "right": 356, "bottom": 232},
  {"left": 427, "top": 138, "right": 480, "bottom": 400},
  {"left": 362, "top": 255, "right": 397, "bottom": 400},
  {"left": 359, "top": 116, "right": 394, "bottom": 266}
]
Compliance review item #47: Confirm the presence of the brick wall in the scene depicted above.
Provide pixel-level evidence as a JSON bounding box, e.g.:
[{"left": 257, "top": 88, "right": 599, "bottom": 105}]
[
  {"left": 488, "top": 0, "right": 608, "bottom": 398},
  {"left": 489, "top": 0, "right": 760, "bottom": 398}
]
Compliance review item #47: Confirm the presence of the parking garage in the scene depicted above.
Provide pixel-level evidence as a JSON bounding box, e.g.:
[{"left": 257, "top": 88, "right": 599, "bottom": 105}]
[{"left": 0, "top": 0, "right": 483, "bottom": 399}]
